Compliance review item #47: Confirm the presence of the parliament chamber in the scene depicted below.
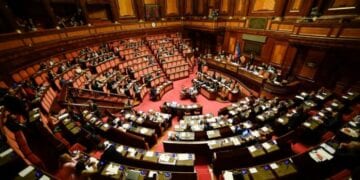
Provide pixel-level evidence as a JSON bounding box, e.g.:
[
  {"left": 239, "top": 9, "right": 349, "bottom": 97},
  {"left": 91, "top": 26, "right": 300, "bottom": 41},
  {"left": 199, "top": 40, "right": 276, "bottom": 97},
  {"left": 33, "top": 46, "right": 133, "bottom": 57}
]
[{"left": 0, "top": 0, "right": 360, "bottom": 180}]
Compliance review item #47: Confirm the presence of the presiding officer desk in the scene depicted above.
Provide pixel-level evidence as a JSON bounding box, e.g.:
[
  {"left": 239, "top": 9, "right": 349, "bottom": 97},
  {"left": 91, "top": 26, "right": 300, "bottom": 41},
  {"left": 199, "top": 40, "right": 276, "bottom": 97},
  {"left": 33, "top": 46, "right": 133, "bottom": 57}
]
[
  {"left": 205, "top": 57, "right": 300, "bottom": 97},
  {"left": 193, "top": 71, "right": 240, "bottom": 102},
  {"left": 160, "top": 101, "right": 203, "bottom": 119}
]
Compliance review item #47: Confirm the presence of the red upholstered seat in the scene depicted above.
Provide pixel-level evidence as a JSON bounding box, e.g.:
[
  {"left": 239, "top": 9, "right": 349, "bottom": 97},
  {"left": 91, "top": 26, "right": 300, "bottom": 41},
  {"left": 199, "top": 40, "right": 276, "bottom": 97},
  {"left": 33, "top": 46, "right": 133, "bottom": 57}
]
[
  {"left": 328, "top": 169, "right": 351, "bottom": 180},
  {"left": 291, "top": 142, "right": 311, "bottom": 154},
  {"left": 54, "top": 132, "right": 71, "bottom": 148},
  {"left": 27, "top": 154, "right": 46, "bottom": 169}
]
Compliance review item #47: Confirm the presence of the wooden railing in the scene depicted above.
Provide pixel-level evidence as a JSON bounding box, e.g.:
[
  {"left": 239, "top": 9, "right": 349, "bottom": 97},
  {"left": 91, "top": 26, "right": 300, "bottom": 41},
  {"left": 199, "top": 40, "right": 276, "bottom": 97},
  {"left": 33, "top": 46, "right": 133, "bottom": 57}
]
[
  {"left": 1, "top": 19, "right": 359, "bottom": 54},
  {"left": 0, "top": 21, "right": 183, "bottom": 52},
  {"left": 62, "top": 102, "right": 132, "bottom": 111}
]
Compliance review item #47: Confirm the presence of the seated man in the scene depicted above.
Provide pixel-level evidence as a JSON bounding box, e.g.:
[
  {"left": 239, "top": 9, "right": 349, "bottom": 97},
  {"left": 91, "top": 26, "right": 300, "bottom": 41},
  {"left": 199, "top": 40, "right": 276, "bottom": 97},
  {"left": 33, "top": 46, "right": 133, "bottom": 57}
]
[{"left": 150, "top": 87, "right": 158, "bottom": 101}]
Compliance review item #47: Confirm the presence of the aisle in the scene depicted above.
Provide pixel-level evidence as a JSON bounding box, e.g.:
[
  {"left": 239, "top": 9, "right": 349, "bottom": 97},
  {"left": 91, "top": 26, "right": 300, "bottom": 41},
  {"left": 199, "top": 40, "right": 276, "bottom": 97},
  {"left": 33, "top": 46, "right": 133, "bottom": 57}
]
[{"left": 134, "top": 72, "right": 231, "bottom": 180}]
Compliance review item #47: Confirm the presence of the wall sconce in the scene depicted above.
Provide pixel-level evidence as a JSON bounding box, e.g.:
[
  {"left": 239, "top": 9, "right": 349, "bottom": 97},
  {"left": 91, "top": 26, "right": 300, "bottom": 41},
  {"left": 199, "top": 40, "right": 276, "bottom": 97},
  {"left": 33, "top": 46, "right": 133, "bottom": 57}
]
[{"left": 16, "top": 29, "right": 22, "bottom": 34}]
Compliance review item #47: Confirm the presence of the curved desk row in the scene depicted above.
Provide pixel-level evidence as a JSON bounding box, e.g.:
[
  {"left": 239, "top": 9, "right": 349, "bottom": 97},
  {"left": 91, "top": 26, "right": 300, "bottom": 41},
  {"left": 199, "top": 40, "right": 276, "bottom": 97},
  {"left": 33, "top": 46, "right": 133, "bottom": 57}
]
[
  {"left": 163, "top": 124, "right": 274, "bottom": 159},
  {"left": 101, "top": 142, "right": 195, "bottom": 172},
  {"left": 99, "top": 161, "right": 197, "bottom": 180},
  {"left": 212, "top": 130, "right": 296, "bottom": 174},
  {"left": 222, "top": 139, "right": 344, "bottom": 180}
]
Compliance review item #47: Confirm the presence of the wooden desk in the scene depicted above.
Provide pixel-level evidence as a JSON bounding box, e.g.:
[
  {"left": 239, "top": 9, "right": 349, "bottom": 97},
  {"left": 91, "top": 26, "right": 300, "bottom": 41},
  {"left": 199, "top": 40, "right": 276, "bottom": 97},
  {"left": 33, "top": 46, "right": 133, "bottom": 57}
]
[
  {"left": 102, "top": 143, "right": 195, "bottom": 172},
  {"left": 200, "top": 86, "right": 217, "bottom": 100}
]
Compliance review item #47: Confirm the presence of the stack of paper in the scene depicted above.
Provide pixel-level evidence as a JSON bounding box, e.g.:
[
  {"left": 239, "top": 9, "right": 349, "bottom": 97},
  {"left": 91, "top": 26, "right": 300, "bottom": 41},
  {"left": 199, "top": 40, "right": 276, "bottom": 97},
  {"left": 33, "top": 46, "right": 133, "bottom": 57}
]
[
  {"left": 262, "top": 142, "right": 271, "bottom": 150},
  {"left": 249, "top": 168, "right": 258, "bottom": 174},
  {"left": 105, "top": 163, "right": 119, "bottom": 175},
  {"left": 231, "top": 137, "right": 241, "bottom": 145},
  {"left": 270, "top": 163, "right": 279, "bottom": 169},
  {"left": 309, "top": 148, "right": 333, "bottom": 162},
  {"left": 145, "top": 151, "right": 154, "bottom": 157},
  {"left": 248, "top": 146, "right": 257, "bottom": 153},
  {"left": 177, "top": 153, "right": 190, "bottom": 161}
]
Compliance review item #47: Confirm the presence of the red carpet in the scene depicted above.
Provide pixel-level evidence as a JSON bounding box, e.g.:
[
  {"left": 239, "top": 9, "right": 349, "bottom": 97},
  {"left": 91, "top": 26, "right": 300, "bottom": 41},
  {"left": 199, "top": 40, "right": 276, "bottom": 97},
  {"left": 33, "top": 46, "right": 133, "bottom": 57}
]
[
  {"left": 195, "top": 165, "right": 213, "bottom": 180},
  {"left": 135, "top": 72, "right": 231, "bottom": 115},
  {"left": 135, "top": 71, "right": 228, "bottom": 180}
]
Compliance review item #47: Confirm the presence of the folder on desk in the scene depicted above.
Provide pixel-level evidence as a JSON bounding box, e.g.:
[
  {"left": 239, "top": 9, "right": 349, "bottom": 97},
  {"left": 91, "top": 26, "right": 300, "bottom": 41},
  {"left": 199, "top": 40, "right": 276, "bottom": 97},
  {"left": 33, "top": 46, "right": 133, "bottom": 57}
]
[{"left": 126, "top": 170, "right": 140, "bottom": 180}]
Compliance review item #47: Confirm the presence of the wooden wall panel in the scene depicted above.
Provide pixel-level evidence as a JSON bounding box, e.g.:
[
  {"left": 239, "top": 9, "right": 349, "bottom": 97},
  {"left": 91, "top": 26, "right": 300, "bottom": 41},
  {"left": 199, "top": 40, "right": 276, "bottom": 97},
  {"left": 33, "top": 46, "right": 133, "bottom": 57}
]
[
  {"left": 248, "top": 0, "right": 287, "bottom": 16},
  {"left": 282, "top": 45, "right": 297, "bottom": 75},
  {"left": 198, "top": 0, "right": 205, "bottom": 15},
  {"left": 185, "top": 0, "right": 193, "bottom": 15},
  {"left": 234, "top": 0, "right": 247, "bottom": 16},
  {"left": 88, "top": 7, "right": 110, "bottom": 20},
  {"left": 118, "top": 0, "right": 135, "bottom": 17},
  {"left": 285, "top": 0, "right": 313, "bottom": 16},
  {"left": 270, "top": 43, "right": 288, "bottom": 66},
  {"left": 289, "top": 0, "right": 302, "bottom": 12},
  {"left": 144, "top": 0, "right": 156, "bottom": 4},
  {"left": 166, "top": 0, "right": 179, "bottom": 16},
  {"left": 208, "top": 0, "right": 216, "bottom": 8},
  {"left": 330, "top": 0, "right": 357, "bottom": 9},
  {"left": 253, "top": 0, "right": 275, "bottom": 11},
  {"left": 298, "top": 49, "right": 326, "bottom": 81},
  {"left": 323, "top": 0, "right": 358, "bottom": 15},
  {"left": 220, "top": 0, "right": 230, "bottom": 14},
  {"left": 228, "top": 36, "right": 236, "bottom": 53}
]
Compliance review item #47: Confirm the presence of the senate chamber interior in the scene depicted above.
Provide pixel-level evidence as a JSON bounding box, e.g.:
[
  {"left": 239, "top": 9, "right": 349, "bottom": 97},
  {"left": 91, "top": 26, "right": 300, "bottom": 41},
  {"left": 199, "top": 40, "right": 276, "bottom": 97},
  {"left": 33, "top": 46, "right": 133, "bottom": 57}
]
[{"left": 0, "top": 0, "right": 360, "bottom": 179}]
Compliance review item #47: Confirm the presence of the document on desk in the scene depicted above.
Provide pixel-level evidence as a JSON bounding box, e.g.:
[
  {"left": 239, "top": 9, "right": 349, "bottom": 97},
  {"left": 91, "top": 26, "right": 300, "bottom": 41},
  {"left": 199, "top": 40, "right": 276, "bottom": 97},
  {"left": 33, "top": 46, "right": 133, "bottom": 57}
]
[
  {"left": 159, "top": 154, "right": 175, "bottom": 165},
  {"left": 145, "top": 151, "right": 154, "bottom": 157},
  {"left": 262, "top": 142, "right": 271, "bottom": 150},
  {"left": 249, "top": 167, "right": 258, "bottom": 174},
  {"left": 320, "top": 143, "right": 336, "bottom": 154},
  {"left": 231, "top": 137, "right": 241, "bottom": 146},
  {"left": 261, "top": 126, "right": 269, "bottom": 132},
  {"left": 270, "top": 163, "right": 279, "bottom": 169},
  {"left": 248, "top": 145, "right": 257, "bottom": 153},
  {"left": 140, "top": 128, "right": 149, "bottom": 134},
  {"left": 39, "top": 175, "right": 50, "bottom": 180},
  {"left": 116, "top": 145, "right": 124, "bottom": 153},
  {"left": 105, "top": 163, "right": 119, "bottom": 175},
  {"left": 277, "top": 117, "right": 285, "bottom": 124},
  {"left": 309, "top": 148, "right": 333, "bottom": 162},
  {"left": 177, "top": 153, "right": 191, "bottom": 161},
  {"left": 303, "top": 122, "right": 311, "bottom": 127},
  {"left": 223, "top": 171, "right": 234, "bottom": 180},
  {"left": 148, "top": 171, "right": 158, "bottom": 178},
  {"left": 251, "top": 130, "right": 260, "bottom": 138}
]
